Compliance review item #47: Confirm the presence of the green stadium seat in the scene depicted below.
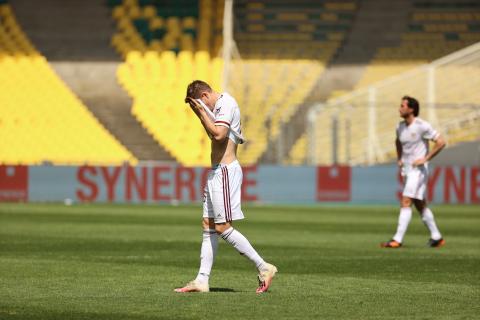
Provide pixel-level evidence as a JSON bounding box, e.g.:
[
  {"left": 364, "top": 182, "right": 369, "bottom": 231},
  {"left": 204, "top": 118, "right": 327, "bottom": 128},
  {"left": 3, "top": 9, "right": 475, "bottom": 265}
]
[
  {"left": 409, "top": 24, "right": 424, "bottom": 32},
  {"left": 444, "top": 32, "right": 459, "bottom": 40},
  {"left": 133, "top": 18, "right": 149, "bottom": 32},
  {"left": 139, "top": 0, "right": 154, "bottom": 6},
  {"left": 469, "top": 23, "right": 480, "bottom": 31},
  {"left": 152, "top": 27, "right": 167, "bottom": 39},
  {"left": 106, "top": 0, "right": 122, "bottom": 8}
]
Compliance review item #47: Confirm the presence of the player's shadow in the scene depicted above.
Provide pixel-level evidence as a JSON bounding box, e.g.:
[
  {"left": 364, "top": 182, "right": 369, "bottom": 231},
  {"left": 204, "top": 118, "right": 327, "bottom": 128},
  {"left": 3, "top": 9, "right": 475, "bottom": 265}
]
[{"left": 210, "top": 287, "right": 235, "bottom": 292}]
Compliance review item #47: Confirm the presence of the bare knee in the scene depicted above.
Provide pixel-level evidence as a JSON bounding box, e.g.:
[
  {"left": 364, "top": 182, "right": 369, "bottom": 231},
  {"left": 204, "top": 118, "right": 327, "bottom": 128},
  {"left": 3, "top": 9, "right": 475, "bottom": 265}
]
[
  {"left": 202, "top": 218, "right": 215, "bottom": 230},
  {"left": 215, "top": 222, "right": 232, "bottom": 235},
  {"left": 401, "top": 197, "right": 412, "bottom": 208}
]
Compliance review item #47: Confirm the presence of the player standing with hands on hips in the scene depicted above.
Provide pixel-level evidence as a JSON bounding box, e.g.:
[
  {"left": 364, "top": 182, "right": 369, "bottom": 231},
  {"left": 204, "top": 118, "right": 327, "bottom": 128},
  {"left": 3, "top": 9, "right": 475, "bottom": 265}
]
[
  {"left": 175, "top": 80, "right": 277, "bottom": 293},
  {"left": 381, "top": 96, "right": 446, "bottom": 248}
]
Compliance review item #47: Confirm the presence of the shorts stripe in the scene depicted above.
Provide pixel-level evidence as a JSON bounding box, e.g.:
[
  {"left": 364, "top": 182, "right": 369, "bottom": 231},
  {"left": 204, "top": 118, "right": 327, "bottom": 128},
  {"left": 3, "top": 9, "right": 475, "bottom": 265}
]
[
  {"left": 225, "top": 167, "right": 232, "bottom": 221},
  {"left": 222, "top": 167, "right": 228, "bottom": 221},
  {"left": 222, "top": 167, "right": 232, "bottom": 221}
]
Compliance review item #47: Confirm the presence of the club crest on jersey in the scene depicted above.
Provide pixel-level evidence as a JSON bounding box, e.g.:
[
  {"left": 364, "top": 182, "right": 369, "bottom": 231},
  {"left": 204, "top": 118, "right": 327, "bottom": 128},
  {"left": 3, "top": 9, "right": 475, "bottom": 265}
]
[{"left": 214, "top": 107, "right": 221, "bottom": 116}]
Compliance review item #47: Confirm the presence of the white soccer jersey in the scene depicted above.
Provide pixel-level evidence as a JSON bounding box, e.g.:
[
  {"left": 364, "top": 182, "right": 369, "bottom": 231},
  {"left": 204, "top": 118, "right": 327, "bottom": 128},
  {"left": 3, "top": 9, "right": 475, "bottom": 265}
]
[
  {"left": 396, "top": 117, "right": 439, "bottom": 165},
  {"left": 213, "top": 93, "right": 245, "bottom": 144}
]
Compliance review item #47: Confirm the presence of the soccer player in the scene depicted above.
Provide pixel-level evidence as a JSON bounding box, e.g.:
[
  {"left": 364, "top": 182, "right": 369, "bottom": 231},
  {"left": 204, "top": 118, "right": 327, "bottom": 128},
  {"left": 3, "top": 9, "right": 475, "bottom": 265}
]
[
  {"left": 381, "top": 96, "right": 446, "bottom": 248},
  {"left": 174, "top": 80, "right": 277, "bottom": 293}
]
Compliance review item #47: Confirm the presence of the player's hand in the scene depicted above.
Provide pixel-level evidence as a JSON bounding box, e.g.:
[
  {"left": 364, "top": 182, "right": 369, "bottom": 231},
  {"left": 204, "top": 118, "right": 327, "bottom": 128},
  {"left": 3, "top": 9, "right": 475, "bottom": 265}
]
[
  {"left": 412, "top": 157, "right": 426, "bottom": 167},
  {"left": 185, "top": 97, "right": 202, "bottom": 113},
  {"left": 397, "top": 160, "right": 403, "bottom": 167}
]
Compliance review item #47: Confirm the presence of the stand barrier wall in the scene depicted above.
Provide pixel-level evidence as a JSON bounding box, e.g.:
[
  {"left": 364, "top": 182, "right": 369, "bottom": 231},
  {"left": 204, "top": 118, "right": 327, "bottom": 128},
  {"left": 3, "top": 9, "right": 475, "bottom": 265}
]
[{"left": 1, "top": 165, "right": 479, "bottom": 204}]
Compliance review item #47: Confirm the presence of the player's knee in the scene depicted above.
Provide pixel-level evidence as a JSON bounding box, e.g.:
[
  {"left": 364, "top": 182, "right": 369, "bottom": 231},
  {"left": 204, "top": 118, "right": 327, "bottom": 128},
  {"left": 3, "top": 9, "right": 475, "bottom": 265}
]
[
  {"left": 214, "top": 222, "right": 231, "bottom": 234},
  {"left": 202, "top": 218, "right": 214, "bottom": 230},
  {"left": 401, "top": 197, "right": 412, "bottom": 207}
]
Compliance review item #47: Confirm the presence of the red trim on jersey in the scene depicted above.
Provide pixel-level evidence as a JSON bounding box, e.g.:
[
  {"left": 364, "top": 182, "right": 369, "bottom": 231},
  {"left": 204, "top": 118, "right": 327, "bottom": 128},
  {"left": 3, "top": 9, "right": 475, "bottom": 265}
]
[{"left": 215, "top": 120, "right": 230, "bottom": 127}]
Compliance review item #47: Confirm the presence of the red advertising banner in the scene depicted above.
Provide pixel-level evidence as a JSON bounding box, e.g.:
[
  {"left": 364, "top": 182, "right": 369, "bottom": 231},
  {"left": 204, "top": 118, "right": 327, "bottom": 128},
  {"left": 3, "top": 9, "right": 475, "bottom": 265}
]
[
  {"left": 0, "top": 165, "right": 28, "bottom": 202},
  {"left": 0, "top": 164, "right": 476, "bottom": 204},
  {"left": 316, "top": 166, "right": 351, "bottom": 201},
  {"left": 75, "top": 165, "right": 259, "bottom": 203}
]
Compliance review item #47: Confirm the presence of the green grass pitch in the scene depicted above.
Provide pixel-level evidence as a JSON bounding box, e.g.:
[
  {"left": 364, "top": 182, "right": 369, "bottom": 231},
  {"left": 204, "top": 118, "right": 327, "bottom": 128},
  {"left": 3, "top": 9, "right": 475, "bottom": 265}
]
[{"left": 0, "top": 203, "right": 479, "bottom": 319}]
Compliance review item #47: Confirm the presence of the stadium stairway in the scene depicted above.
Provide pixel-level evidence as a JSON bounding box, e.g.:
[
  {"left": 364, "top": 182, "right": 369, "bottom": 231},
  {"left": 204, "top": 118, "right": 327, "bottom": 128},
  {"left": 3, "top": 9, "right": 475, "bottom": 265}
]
[
  {"left": 264, "top": 0, "right": 412, "bottom": 164},
  {"left": 10, "top": 0, "right": 174, "bottom": 161}
]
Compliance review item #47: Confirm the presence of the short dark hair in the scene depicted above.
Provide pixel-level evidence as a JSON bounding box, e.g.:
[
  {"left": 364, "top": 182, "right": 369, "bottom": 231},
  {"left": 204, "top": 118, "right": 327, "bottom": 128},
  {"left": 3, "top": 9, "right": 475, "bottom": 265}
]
[
  {"left": 186, "top": 80, "right": 212, "bottom": 99},
  {"left": 402, "top": 95, "right": 420, "bottom": 117}
]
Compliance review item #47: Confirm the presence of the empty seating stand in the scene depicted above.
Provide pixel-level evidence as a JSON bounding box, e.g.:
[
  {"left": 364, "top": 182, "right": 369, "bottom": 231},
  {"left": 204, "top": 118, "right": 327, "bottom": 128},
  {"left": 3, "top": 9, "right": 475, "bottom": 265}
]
[
  {"left": 231, "top": 0, "right": 358, "bottom": 164},
  {"left": 357, "top": 0, "right": 480, "bottom": 88},
  {"left": 0, "top": 2, "right": 136, "bottom": 165}
]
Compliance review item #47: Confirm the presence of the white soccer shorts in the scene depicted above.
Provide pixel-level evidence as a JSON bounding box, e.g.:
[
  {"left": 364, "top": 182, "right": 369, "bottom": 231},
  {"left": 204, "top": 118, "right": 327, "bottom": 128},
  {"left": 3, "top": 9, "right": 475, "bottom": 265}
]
[
  {"left": 402, "top": 165, "right": 428, "bottom": 200},
  {"left": 203, "top": 160, "right": 244, "bottom": 223}
]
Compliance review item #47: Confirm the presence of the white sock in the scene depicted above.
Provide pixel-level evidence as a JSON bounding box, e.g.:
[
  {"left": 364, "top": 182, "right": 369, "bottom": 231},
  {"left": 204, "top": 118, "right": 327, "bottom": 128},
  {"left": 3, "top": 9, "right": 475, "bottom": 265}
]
[
  {"left": 195, "top": 229, "right": 218, "bottom": 284},
  {"left": 220, "top": 227, "right": 266, "bottom": 270},
  {"left": 393, "top": 207, "right": 412, "bottom": 243},
  {"left": 421, "top": 208, "right": 442, "bottom": 240}
]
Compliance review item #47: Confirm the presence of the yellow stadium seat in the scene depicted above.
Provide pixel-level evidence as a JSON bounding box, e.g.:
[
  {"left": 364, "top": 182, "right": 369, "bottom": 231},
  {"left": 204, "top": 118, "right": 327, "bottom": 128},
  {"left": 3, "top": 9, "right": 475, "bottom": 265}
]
[
  {"left": 149, "top": 39, "right": 163, "bottom": 51},
  {"left": 124, "top": 0, "right": 138, "bottom": 8},
  {"left": 142, "top": 5, "right": 156, "bottom": 19},
  {"left": 112, "top": 6, "right": 125, "bottom": 20},
  {"left": 182, "top": 17, "right": 196, "bottom": 29},
  {"left": 128, "top": 5, "right": 141, "bottom": 19},
  {"left": 149, "top": 16, "right": 164, "bottom": 29}
]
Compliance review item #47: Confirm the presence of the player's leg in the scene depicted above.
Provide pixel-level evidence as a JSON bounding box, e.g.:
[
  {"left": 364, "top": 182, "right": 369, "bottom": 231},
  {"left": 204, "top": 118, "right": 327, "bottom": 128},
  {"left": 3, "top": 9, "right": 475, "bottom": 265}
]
[
  {"left": 196, "top": 217, "right": 218, "bottom": 283},
  {"left": 209, "top": 165, "right": 266, "bottom": 270},
  {"left": 413, "top": 199, "right": 445, "bottom": 247},
  {"left": 215, "top": 220, "right": 277, "bottom": 293},
  {"left": 213, "top": 163, "right": 277, "bottom": 293},
  {"left": 382, "top": 168, "right": 423, "bottom": 248},
  {"left": 175, "top": 181, "right": 218, "bottom": 293},
  {"left": 215, "top": 221, "right": 266, "bottom": 270},
  {"left": 381, "top": 196, "right": 412, "bottom": 247}
]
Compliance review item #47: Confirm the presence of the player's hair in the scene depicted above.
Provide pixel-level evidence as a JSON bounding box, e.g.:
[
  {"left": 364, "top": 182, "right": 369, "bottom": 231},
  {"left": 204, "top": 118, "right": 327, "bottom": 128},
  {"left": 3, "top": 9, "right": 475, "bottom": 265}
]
[
  {"left": 402, "top": 95, "right": 420, "bottom": 117},
  {"left": 186, "top": 80, "right": 212, "bottom": 99}
]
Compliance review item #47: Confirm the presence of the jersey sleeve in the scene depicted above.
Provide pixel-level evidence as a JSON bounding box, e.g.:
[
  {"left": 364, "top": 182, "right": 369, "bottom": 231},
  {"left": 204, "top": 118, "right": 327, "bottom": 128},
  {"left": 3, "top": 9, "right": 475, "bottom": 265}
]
[
  {"left": 395, "top": 123, "right": 400, "bottom": 138},
  {"left": 214, "top": 101, "right": 234, "bottom": 128},
  {"left": 422, "top": 121, "right": 439, "bottom": 140}
]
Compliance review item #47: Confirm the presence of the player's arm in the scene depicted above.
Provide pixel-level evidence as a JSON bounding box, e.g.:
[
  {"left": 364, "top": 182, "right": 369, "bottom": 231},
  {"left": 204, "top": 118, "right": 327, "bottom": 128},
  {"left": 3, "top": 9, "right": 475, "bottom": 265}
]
[
  {"left": 412, "top": 134, "right": 446, "bottom": 166},
  {"left": 185, "top": 97, "right": 229, "bottom": 142},
  {"left": 395, "top": 138, "right": 402, "bottom": 167},
  {"left": 425, "top": 134, "right": 446, "bottom": 161}
]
